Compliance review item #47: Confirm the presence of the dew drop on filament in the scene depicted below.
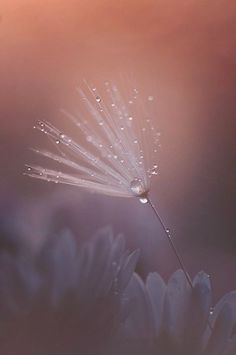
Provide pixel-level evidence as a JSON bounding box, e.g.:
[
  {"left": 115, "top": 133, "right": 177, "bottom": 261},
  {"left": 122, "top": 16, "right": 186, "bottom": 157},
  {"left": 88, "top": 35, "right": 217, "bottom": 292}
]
[{"left": 96, "top": 96, "right": 101, "bottom": 103}]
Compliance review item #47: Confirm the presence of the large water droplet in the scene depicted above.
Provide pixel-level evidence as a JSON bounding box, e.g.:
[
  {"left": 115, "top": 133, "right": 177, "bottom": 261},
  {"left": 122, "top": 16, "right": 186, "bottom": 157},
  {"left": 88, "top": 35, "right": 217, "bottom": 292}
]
[
  {"left": 55, "top": 139, "right": 60, "bottom": 144},
  {"left": 130, "top": 178, "right": 147, "bottom": 197},
  {"left": 148, "top": 96, "right": 154, "bottom": 101},
  {"left": 96, "top": 96, "right": 101, "bottom": 103}
]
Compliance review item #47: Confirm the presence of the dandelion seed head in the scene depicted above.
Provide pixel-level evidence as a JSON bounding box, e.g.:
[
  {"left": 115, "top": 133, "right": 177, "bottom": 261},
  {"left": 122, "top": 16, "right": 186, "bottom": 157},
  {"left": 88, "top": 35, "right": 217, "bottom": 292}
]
[{"left": 27, "top": 80, "right": 160, "bottom": 200}]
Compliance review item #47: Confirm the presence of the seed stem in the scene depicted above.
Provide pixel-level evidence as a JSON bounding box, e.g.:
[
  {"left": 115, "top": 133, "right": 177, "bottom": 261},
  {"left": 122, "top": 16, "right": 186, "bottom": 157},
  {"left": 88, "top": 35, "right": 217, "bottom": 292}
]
[{"left": 147, "top": 195, "right": 213, "bottom": 331}]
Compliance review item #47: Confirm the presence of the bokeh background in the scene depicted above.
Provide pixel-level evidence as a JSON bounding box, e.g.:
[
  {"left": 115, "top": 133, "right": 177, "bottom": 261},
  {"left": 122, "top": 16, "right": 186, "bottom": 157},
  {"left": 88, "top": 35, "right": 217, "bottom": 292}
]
[{"left": 0, "top": 0, "right": 236, "bottom": 301}]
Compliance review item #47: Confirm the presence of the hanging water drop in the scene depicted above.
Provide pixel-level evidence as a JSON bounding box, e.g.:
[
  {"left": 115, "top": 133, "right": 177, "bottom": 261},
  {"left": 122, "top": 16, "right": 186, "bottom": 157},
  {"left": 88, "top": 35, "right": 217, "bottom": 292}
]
[
  {"left": 139, "top": 197, "right": 148, "bottom": 204},
  {"left": 96, "top": 96, "right": 101, "bottom": 103},
  {"left": 148, "top": 96, "right": 154, "bottom": 101},
  {"left": 55, "top": 139, "right": 60, "bottom": 144}
]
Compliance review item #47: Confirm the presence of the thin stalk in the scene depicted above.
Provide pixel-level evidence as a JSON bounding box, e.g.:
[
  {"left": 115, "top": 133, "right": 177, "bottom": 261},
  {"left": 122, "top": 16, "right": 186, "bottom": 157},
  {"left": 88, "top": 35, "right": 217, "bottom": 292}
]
[
  {"left": 147, "top": 195, "right": 213, "bottom": 331},
  {"left": 147, "top": 196, "right": 193, "bottom": 289}
]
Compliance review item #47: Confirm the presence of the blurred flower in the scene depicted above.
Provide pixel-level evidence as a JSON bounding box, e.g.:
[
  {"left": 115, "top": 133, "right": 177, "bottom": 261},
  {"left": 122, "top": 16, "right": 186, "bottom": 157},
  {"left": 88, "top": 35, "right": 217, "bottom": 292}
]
[
  {"left": 0, "top": 227, "right": 139, "bottom": 355},
  {"left": 115, "top": 270, "right": 236, "bottom": 355},
  {"left": 27, "top": 81, "right": 160, "bottom": 201}
]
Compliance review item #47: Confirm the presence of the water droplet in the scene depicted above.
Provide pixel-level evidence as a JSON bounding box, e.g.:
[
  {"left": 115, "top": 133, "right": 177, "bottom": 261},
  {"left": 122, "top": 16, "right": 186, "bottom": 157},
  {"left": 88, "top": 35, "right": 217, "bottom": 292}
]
[
  {"left": 99, "top": 121, "right": 104, "bottom": 126},
  {"left": 130, "top": 178, "right": 147, "bottom": 197},
  {"left": 92, "top": 87, "right": 96, "bottom": 91},
  {"left": 166, "top": 228, "right": 170, "bottom": 234},
  {"left": 128, "top": 116, "right": 133, "bottom": 121},
  {"left": 27, "top": 167, "right": 32, "bottom": 171},
  {"left": 128, "top": 100, "right": 133, "bottom": 104},
  {"left": 148, "top": 96, "right": 154, "bottom": 101},
  {"left": 96, "top": 96, "right": 101, "bottom": 103},
  {"left": 134, "top": 139, "right": 138, "bottom": 144},
  {"left": 59, "top": 133, "right": 65, "bottom": 139},
  {"left": 55, "top": 139, "right": 60, "bottom": 144},
  {"left": 139, "top": 197, "right": 148, "bottom": 204},
  {"left": 120, "top": 159, "right": 124, "bottom": 163},
  {"left": 120, "top": 126, "right": 124, "bottom": 131},
  {"left": 113, "top": 155, "right": 118, "bottom": 159},
  {"left": 111, "top": 103, "right": 115, "bottom": 107},
  {"left": 210, "top": 307, "right": 214, "bottom": 315},
  {"left": 151, "top": 166, "right": 158, "bottom": 175}
]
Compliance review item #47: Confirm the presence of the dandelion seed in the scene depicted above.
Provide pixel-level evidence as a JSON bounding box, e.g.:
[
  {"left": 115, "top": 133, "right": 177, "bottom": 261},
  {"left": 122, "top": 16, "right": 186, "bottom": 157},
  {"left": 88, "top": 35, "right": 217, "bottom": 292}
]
[{"left": 27, "top": 81, "right": 160, "bottom": 199}]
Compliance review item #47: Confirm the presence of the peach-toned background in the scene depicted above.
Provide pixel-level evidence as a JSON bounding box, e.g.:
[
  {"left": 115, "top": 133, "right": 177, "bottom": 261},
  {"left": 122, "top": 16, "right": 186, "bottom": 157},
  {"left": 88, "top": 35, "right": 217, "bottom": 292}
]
[{"left": 0, "top": 0, "right": 236, "bottom": 300}]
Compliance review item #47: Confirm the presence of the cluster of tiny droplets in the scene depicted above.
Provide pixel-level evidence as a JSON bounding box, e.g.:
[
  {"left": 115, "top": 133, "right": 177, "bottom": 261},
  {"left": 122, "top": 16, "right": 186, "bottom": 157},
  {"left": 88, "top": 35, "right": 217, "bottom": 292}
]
[{"left": 27, "top": 81, "right": 161, "bottom": 201}]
